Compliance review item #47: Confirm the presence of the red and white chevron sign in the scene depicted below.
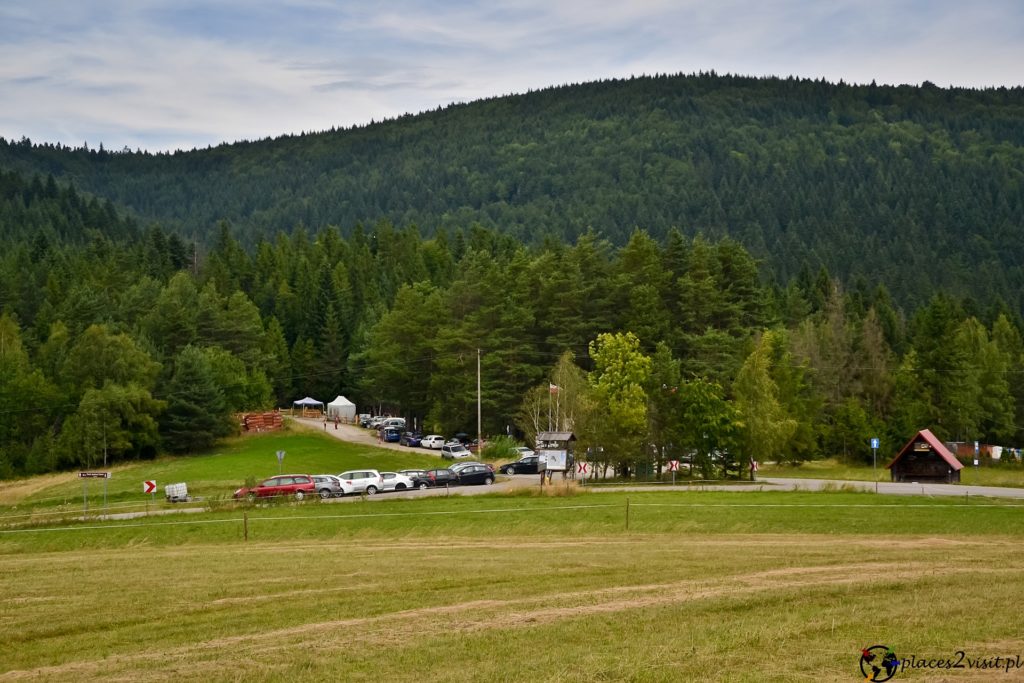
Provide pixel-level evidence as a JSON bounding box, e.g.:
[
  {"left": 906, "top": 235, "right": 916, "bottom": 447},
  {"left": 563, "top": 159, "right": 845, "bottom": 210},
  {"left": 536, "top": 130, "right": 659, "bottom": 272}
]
[
  {"left": 143, "top": 480, "right": 156, "bottom": 494},
  {"left": 576, "top": 462, "right": 590, "bottom": 474}
]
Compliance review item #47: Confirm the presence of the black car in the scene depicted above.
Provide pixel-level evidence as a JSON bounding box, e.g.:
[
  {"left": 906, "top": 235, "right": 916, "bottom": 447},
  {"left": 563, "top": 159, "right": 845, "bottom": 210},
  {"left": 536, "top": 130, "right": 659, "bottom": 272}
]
[
  {"left": 399, "top": 469, "right": 432, "bottom": 490},
  {"left": 455, "top": 464, "right": 495, "bottom": 486},
  {"left": 424, "top": 468, "right": 458, "bottom": 487},
  {"left": 499, "top": 455, "right": 541, "bottom": 475}
]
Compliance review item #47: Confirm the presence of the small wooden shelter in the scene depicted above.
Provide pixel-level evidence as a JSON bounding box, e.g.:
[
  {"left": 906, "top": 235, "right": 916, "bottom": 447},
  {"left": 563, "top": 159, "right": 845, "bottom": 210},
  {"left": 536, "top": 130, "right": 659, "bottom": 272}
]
[{"left": 886, "top": 428, "right": 963, "bottom": 483}]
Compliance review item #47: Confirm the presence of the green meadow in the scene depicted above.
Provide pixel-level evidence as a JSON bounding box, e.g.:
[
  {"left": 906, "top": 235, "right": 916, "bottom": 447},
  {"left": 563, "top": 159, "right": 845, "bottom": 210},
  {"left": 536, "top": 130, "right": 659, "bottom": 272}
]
[{"left": 3, "top": 431, "right": 1024, "bottom": 681}]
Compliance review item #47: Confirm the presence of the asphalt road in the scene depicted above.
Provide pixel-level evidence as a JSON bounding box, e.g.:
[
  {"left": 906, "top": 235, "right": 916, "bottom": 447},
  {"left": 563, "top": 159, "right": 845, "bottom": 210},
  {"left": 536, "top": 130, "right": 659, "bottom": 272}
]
[{"left": 298, "top": 419, "right": 1024, "bottom": 501}]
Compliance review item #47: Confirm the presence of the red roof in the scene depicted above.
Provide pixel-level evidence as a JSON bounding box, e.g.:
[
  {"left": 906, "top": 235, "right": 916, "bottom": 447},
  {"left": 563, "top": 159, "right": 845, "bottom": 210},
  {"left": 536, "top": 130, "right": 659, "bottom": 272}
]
[{"left": 885, "top": 429, "right": 963, "bottom": 471}]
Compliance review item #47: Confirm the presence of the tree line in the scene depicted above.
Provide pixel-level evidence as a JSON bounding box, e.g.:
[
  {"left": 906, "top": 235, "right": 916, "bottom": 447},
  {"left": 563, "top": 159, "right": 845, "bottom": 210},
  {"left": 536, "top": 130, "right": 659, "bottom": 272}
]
[{"left": 2, "top": 197, "right": 1023, "bottom": 478}]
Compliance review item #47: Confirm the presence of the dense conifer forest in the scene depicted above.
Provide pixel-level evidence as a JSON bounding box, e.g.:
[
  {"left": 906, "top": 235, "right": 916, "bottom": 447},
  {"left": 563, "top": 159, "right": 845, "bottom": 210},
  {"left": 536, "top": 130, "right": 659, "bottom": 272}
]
[
  {"left": 1, "top": 73, "right": 1023, "bottom": 479},
  {"left": 2, "top": 73, "right": 1023, "bottom": 311}
]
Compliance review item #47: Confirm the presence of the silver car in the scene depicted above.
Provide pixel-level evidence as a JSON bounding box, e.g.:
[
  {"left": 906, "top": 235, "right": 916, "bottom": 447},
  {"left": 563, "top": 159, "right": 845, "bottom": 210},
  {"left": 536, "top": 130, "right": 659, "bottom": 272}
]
[
  {"left": 441, "top": 444, "right": 471, "bottom": 460},
  {"left": 312, "top": 474, "right": 352, "bottom": 499}
]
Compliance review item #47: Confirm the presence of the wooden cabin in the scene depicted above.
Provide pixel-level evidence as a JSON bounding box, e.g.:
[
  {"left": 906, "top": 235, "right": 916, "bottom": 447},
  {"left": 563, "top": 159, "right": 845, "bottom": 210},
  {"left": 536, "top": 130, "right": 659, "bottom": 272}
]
[{"left": 886, "top": 429, "right": 963, "bottom": 483}]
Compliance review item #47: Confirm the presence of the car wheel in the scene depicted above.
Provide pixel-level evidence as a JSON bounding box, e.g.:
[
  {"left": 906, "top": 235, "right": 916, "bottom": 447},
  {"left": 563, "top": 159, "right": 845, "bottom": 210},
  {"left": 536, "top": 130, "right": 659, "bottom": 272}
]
[
  {"left": 504, "top": 467, "right": 515, "bottom": 475},
  {"left": 365, "top": 485, "right": 378, "bottom": 496},
  {"left": 395, "top": 483, "right": 406, "bottom": 491},
  {"left": 418, "top": 482, "right": 428, "bottom": 490},
  {"left": 294, "top": 490, "right": 305, "bottom": 501},
  {"left": 319, "top": 488, "right": 332, "bottom": 500},
  {"left": 484, "top": 476, "right": 494, "bottom": 485}
]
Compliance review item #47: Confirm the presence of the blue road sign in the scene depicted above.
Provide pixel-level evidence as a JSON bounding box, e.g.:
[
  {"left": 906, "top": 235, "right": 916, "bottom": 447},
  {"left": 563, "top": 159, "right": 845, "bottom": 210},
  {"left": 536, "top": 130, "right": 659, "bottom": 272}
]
[{"left": 870, "top": 438, "right": 880, "bottom": 449}]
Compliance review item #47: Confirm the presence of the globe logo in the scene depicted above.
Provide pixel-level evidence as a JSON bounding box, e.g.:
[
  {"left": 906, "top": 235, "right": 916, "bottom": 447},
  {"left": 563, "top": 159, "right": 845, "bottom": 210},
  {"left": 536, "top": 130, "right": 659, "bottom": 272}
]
[{"left": 859, "top": 645, "right": 900, "bottom": 681}]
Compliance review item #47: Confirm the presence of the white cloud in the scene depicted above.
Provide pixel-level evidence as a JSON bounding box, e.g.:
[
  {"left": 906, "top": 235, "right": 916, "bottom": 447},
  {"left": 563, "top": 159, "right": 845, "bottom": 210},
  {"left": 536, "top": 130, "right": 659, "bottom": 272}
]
[{"left": 1, "top": 0, "right": 1021, "bottom": 151}]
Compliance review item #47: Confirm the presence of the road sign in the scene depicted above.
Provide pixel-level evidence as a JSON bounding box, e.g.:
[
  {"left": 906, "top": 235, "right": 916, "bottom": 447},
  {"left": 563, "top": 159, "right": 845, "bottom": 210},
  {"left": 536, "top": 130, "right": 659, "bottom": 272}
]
[
  {"left": 667, "top": 460, "right": 679, "bottom": 471},
  {"left": 974, "top": 441, "right": 980, "bottom": 455},
  {"left": 576, "top": 462, "right": 590, "bottom": 474},
  {"left": 79, "top": 472, "right": 111, "bottom": 479},
  {"left": 143, "top": 480, "right": 156, "bottom": 494},
  {"left": 276, "top": 450, "right": 285, "bottom": 463},
  {"left": 870, "top": 437, "right": 880, "bottom": 449}
]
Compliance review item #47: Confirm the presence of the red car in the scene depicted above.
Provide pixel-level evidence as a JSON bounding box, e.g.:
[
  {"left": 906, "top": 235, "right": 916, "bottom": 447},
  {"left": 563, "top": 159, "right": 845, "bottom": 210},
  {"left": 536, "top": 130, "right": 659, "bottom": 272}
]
[{"left": 234, "top": 474, "right": 316, "bottom": 501}]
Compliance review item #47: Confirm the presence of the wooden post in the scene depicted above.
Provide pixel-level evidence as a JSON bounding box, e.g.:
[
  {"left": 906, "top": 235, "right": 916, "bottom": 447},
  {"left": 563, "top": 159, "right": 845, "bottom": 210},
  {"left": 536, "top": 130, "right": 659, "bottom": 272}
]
[
  {"left": 625, "top": 497, "right": 630, "bottom": 531},
  {"left": 243, "top": 512, "right": 249, "bottom": 542}
]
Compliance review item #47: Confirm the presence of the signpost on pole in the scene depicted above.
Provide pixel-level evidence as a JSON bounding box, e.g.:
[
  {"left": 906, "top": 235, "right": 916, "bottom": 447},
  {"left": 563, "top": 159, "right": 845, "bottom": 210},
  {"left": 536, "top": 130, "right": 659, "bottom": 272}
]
[
  {"left": 667, "top": 459, "right": 679, "bottom": 485},
  {"left": 143, "top": 480, "right": 156, "bottom": 505},
  {"left": 870, "top": 438, "right": 880, "bottom": 493},
  {"left": 974, "top": 441, "right": 980, "bottom": 480},
  {"left": 276, "top": 450, "right": 285, "bottom": 474},
  {"left": 79, "top": 472, "right": 111, "bottom": 518},
  {"left": 576, "top": 461, "right": 590, "bottom": 486}
]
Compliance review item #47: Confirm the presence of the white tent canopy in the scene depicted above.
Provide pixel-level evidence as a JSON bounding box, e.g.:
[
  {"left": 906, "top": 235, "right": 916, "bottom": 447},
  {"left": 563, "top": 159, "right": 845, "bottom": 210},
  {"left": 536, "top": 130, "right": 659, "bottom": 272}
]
[
  {"left": 292, "top": 396, "right": 323, "bottom": 407},
  {"left": 326, "top": 395, "right": 356, "bottom": 421}
]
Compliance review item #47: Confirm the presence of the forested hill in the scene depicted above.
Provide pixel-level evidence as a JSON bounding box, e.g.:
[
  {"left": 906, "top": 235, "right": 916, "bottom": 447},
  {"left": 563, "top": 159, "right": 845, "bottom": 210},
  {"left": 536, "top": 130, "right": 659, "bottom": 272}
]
[{"left": 2, "top": 72, "right": 1024, "bottom": 312}]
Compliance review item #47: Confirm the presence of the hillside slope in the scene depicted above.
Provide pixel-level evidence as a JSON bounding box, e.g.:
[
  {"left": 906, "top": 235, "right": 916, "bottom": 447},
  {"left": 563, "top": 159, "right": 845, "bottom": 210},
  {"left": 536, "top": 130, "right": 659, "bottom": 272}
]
[{"left": 2, "top": 72, "right": 1023, "bottom": 310}]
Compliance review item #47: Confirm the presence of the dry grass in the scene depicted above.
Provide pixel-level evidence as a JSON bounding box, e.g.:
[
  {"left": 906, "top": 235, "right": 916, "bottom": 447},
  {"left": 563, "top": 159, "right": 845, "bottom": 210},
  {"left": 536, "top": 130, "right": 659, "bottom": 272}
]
[{"left": 3, "top": 527, "right": 1023, "bottom": 682}]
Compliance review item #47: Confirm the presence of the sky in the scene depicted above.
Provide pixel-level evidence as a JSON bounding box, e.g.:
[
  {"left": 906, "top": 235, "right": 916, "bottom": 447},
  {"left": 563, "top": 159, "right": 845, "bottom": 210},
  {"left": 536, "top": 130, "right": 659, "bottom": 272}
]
[{"left": 2, "top": 0, "right": 1022, "bottom": 152}]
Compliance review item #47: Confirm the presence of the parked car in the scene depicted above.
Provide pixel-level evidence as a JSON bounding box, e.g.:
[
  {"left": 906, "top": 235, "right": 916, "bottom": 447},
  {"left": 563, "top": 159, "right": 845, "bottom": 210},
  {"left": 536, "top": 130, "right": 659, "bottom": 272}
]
[
  {"left": 515, "top": 446, "right": 536, "bottom": 458},
  {"left": 499, "top": 455, "right": 541, "bottom": 475},
  {"left": 441, "top": 443, "right": 472, "bottom": 460},
  {"left": 455, "top": 464, "right": 495, "bottom": 486},
  {"left": 368, "top": 416, "right": 386, "bottom": 429},
  {"left": 359, "top": 414, "right": 373, "bottom": 427},
  {"left": 449, "top": 461, "right": 492, "bottom": 474},
  {"left": 424, "top": 468, "right": 458, "bottom": 487},
  {"left": 337, "top": 469, "right": 383, "bottom": 495},
  {"left": 399, "top": 469, "right": 432, "bottom": 490},
  {"left": 421, "top": 435, "right": 445, "bottom": 449},
  {"left": 400, "top": 431, "right": 423, "bottom": 447},
  {"left": 382, "top": 427, "right": 402, "bottom": 443},
  {"left": 234, "top": 474, "right": 316, "bottom": 501},
  {"left": 380, "top": 471, "right": 415, "bottom": 492},
  {"left": 382, "top": 417, "right": 406, "bottom": 430},
  {"left": 312, "top": 474, "right": 353, "bottom": 499}
]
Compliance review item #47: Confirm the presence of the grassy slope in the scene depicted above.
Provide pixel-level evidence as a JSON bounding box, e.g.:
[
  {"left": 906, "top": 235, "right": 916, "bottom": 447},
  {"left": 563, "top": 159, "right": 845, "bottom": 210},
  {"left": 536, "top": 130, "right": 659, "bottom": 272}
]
[
  {"left": 4, "top": 436, "right": 1024, "bottom": 681},
  {"left": 0, "top": 425, "right": 441, "bottom": 509}
]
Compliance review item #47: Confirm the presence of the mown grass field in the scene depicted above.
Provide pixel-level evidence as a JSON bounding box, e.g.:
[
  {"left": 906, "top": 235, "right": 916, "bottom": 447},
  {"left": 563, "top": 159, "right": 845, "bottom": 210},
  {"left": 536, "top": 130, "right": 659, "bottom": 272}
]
[
  {"left": 3, "top": 486, "right": 1024, "bottom": 682},
  {"left": 4, "top": 431, "right": 1024, "bottom": 681}
]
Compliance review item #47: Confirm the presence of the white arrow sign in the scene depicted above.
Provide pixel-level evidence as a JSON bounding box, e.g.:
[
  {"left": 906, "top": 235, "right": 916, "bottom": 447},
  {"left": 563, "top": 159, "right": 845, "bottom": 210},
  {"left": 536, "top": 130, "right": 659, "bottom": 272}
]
[{"left": 143, "top": 480, "right": 156, "bottom": 494}]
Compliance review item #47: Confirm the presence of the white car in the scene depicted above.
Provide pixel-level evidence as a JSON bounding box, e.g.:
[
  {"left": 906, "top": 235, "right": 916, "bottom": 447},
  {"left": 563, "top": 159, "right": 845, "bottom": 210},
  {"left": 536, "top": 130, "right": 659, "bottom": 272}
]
[
  {"left": 337, "top": 469, "right": 383, "bottom": 495},
  {"left": 421, "top": 435, "right": 445, "bottom": 449},
  {"left": 380, "top": 471, "right": 415, "bottom": 491},
  {"left": 441, "top": 443, "right": 472, "bottom": 460},
  {"left": 515, "top": 446, "right": 536, "bottom": 458}
]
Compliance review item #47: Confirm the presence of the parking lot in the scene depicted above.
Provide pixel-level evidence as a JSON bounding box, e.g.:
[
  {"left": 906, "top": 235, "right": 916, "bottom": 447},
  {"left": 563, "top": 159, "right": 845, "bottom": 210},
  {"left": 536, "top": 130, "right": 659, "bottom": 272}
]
[{"left": 292, "top": 417, "right": 542, "bottom": 497}]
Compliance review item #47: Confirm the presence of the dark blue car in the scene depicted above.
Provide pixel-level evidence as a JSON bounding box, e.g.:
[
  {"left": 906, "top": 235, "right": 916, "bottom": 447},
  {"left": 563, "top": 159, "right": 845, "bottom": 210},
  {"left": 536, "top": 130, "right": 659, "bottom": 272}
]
[
  {"left": 400, "top": 431, "right": 423, "bottom": 447},
  {"left": 382, "top": 428, "right": 402, "bottom": 443}
]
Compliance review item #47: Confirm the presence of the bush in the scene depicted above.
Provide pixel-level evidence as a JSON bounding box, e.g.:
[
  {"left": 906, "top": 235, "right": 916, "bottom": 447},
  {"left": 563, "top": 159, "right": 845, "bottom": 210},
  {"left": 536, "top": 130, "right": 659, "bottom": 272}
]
[{"left": 480, "top": 435, "right": 520, "bottom": 461}]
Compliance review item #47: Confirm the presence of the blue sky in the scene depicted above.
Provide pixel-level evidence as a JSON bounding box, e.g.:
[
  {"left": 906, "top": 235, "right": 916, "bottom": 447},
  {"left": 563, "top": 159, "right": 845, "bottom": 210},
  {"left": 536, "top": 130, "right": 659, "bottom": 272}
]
[{"left": 2, "top": 1, "right": 1022, "bottom": 152}]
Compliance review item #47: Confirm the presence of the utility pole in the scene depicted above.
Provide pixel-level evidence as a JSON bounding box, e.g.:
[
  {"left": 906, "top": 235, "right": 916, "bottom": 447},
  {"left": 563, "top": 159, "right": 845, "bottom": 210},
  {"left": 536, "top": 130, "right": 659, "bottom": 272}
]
[{"left": 476, "top": 349, "right": 482, "bottom": 452}]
